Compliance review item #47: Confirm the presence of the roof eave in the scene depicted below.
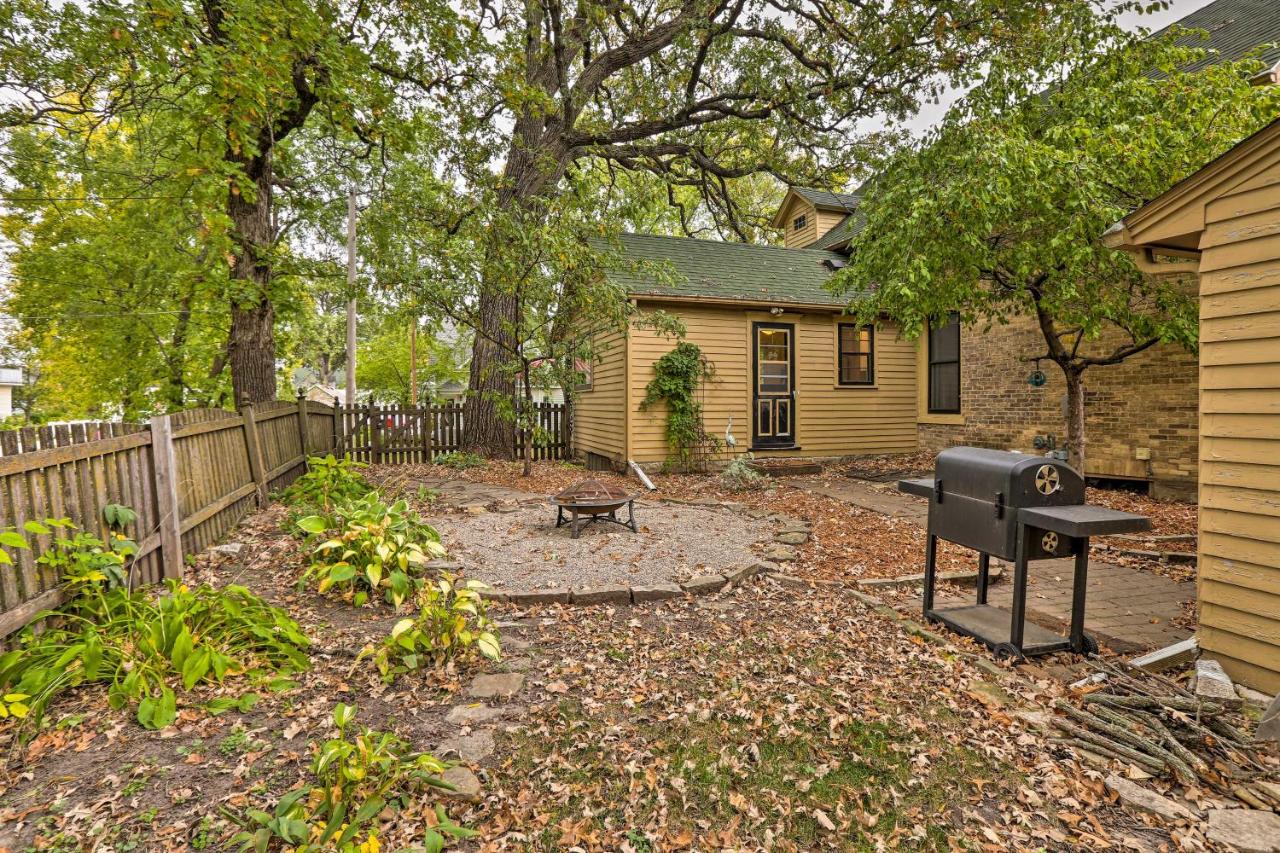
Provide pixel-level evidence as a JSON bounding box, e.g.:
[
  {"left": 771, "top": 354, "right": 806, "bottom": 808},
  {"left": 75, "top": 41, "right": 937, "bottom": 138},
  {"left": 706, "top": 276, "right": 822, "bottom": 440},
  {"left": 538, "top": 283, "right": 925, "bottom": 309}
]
[{"left": 630, "top": 292, "right": 848, "bottom": 311}]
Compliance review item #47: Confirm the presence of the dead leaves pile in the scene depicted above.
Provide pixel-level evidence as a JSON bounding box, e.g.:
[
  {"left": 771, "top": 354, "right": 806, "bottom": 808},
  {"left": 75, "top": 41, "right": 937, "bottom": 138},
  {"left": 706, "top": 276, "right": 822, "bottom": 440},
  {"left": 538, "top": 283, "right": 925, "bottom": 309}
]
[{"left": 462, "top": 579, "right": 1163, "bottom": 851}]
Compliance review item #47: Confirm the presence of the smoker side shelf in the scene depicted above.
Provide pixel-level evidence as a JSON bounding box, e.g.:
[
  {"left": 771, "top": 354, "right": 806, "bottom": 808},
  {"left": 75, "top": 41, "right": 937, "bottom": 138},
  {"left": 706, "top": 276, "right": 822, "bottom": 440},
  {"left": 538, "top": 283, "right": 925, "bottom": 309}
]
[
  {"left": 1018, "top": 505, "right": 1151, "bottom": 537},
  {"left": 898, "top": 477, "right": 934, "bottom": 498}
]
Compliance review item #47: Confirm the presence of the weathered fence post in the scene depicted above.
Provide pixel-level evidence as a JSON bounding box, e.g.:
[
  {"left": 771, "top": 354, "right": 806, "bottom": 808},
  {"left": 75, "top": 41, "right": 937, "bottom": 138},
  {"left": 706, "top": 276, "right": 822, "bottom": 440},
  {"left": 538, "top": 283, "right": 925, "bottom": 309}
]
[
  {"left": 149, "top": 414, "right": 184, "bottom": 580},
  {"left": 296, "top": 395, "right": 311, "bottom": 459},
  {"left": 370, "top": 405, "right": 383, "bottom": 464},
  {"left": 240, "top": 399, "right": 268, "bottom": 504}
]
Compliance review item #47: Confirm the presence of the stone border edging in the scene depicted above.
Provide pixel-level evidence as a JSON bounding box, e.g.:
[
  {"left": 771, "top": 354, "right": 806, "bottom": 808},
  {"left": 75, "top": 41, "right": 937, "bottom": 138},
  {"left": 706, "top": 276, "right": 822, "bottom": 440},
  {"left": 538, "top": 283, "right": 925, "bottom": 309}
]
[{"left": 478, "top": 559, "right": 781, "bottom": 607}]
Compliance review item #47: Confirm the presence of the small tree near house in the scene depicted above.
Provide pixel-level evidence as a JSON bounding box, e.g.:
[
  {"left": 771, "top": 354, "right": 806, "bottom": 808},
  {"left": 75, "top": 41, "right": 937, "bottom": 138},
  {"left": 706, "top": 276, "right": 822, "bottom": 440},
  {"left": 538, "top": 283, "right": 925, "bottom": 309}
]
[{"left": 832, "top": 34, "right": 1280, "bottom": 473}]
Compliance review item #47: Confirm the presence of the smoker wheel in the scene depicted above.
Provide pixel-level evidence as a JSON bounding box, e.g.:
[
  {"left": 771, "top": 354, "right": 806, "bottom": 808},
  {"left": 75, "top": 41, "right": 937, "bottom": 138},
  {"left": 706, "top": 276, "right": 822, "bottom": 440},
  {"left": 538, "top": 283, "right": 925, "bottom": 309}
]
[{"left": 993, "top": 642, "right": 1026, "bottom": 662}]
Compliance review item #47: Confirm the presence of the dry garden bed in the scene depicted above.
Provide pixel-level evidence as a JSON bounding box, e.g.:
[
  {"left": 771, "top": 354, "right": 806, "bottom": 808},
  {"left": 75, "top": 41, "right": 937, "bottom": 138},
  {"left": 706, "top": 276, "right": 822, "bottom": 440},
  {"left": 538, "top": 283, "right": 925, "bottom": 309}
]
[{"left": 0, "top": 456, "right": 1266, "bottom": 852}]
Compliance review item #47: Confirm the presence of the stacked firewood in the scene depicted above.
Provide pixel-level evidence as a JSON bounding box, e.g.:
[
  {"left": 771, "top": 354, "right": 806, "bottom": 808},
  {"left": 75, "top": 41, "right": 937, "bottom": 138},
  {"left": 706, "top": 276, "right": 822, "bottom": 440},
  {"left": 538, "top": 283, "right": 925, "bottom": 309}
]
[{"left": 1050, "top": 658, "right": 1279, "bottom": 805}]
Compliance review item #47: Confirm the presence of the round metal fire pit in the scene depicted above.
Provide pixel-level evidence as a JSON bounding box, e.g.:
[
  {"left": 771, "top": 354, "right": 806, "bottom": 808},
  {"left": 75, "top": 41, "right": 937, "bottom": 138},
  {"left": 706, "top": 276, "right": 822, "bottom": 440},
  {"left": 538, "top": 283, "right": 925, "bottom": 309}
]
[{"left": 551, "top": 478, "right": 639, "bottom": 539}]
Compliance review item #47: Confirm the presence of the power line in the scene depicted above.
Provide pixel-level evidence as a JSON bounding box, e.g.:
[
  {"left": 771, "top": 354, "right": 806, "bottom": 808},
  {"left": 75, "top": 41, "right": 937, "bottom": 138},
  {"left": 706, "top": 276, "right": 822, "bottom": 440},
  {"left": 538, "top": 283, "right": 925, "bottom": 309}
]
[{"left": 5, "top": 308, "right": 226, "bottom": 320}]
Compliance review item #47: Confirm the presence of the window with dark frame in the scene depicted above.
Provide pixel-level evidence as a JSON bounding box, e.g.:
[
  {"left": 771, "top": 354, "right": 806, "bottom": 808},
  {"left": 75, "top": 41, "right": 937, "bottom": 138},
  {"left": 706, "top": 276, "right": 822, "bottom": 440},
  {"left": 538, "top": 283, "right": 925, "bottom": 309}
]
[
  {"left": 837, "top": 323, "right": 874, "bottom": 386},
  {"left": 792, "top": 214, "right": 807, "bottom": 231},
  {"left": 927, "top": 312, "right": 961, "bottom": 413}
]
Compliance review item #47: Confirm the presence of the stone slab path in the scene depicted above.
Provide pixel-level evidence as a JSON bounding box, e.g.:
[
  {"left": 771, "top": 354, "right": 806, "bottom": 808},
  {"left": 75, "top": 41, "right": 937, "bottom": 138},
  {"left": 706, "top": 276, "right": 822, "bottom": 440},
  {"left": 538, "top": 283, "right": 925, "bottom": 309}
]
[
  {"left": 786, "top": 476, "right": 1194, "bottom": 654},
  {"left": 783, "top": 477, "right": 928, "bottom": 521}
]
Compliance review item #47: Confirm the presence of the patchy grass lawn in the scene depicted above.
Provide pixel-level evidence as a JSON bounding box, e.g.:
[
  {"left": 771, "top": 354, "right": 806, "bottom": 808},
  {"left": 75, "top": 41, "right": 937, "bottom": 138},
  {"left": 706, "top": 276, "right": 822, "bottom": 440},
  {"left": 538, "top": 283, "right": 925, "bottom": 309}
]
[
  {"left": 465, "top": 583, "right": 1160, "bottom": 851},
  {"left": 0, "top": 460, "right": 1188, "bottom": 851}
]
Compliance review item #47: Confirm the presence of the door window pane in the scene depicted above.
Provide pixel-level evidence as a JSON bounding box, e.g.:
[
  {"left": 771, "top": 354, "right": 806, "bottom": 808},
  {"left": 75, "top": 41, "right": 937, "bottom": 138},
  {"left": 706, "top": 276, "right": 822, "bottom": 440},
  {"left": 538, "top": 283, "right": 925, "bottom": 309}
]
[
  {"left": 757, "top": 399, "right": 773, "bottom": 436},
  {"left": 776, "top": 399, "right": 790, "bottom": 436}
]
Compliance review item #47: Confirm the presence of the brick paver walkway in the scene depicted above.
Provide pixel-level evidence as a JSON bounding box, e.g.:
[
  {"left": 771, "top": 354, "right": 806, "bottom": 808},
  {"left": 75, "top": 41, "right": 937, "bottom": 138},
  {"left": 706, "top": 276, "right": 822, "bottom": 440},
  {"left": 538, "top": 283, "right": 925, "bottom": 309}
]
[
  {"left": 787, "top": 475, "right": 1194, "bottom": 653},
  {"left": 936, "top": 559, "right": 1194, "bottom": 653}
]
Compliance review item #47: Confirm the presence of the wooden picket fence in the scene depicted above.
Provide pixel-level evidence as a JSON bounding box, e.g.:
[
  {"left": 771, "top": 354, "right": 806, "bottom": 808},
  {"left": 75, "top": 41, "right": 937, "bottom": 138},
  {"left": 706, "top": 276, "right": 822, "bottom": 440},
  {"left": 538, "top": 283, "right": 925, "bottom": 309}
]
[
  {"left": 0, "top": 400, "right": 339, "bottom": 638},
  {"left": 338, "top": 401, "right": 569, "bottom": 463}
]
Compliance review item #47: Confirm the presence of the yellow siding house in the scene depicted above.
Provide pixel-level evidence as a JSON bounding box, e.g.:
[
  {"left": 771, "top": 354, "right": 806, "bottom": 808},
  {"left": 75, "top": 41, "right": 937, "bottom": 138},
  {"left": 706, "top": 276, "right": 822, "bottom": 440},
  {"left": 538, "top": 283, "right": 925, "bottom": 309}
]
[
  {"left": 574, "top": 228, "right": 917, "bottom": 471},
  {"left": 1105, "top": 116, "right": 1280, "bottom": 692}
]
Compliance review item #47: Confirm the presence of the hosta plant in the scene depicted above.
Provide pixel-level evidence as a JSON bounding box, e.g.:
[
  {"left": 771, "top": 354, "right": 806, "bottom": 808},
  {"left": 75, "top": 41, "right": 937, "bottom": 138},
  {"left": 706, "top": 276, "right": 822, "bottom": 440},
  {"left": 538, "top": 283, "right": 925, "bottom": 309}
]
[
  {"left": 282, "top": 454, "right": 371, "bottom": 512},
  {"left": 298, "top": 498, "right": 445, "bottom": 607},
  {"left": 361, "top": 573, "right": 500, "bottom": 682},
  {"left": 230, "top": 703, "right": 474, "bottom": 852},
  {"left": 0, "top": 520, "right": 309, "bottom": 731},
  {"left": 431, "top": 451, "right": 485, "bottom": 470}
]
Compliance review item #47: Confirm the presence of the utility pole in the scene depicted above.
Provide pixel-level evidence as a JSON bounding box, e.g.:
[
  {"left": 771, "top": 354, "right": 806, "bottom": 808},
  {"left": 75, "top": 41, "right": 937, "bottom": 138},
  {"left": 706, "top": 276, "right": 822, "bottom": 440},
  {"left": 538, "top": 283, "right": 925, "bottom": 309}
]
[
  {"left": 408, "top": 317, "right": 418, "bottom": 407},
  {"left": 344, "top": 186, "right": 357, "bottom": 407}
]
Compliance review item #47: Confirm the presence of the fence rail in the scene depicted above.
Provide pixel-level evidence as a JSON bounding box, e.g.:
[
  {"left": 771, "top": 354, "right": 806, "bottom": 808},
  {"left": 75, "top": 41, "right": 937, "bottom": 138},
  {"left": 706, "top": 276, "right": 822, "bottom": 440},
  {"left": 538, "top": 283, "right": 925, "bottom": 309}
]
[
  {"left": 0, "top": 399, "right": 338, "bottom": 638},
  {"left": 338, "top": 401, "right": 569, "bottom": 463}
]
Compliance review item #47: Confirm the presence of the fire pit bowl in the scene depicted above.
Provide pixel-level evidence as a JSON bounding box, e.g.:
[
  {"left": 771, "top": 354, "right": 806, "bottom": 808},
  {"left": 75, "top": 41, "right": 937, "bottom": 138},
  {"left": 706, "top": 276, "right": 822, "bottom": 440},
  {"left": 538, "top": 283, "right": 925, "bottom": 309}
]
[{"left": 551, "top": 478, "right": 639, "bottom": 539}]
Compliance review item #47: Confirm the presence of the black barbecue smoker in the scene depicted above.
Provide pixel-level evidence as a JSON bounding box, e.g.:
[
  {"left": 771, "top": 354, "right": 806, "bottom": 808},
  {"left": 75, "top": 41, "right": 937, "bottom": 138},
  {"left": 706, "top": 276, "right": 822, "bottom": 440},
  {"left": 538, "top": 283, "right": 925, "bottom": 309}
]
[{"left": 899, "top": 448, "right": 1150, "bottom": 659}]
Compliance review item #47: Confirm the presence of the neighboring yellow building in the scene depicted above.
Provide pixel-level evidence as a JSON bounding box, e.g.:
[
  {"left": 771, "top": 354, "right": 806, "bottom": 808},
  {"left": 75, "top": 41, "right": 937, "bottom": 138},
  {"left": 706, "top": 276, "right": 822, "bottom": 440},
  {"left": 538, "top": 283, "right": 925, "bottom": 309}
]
[
  {"left": 1105, "top": 116, "right": 1280, "bottom": 693},
  {"left": 574, "top": 231, "right": 917, "bottom": 470}
]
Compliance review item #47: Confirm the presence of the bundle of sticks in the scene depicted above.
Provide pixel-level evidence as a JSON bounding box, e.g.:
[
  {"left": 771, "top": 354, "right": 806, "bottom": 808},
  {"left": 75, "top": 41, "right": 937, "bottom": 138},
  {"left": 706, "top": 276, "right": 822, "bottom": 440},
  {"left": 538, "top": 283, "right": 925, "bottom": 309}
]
[{"left": 1050, "top": 658, "right": 1279, "bottom": 806}]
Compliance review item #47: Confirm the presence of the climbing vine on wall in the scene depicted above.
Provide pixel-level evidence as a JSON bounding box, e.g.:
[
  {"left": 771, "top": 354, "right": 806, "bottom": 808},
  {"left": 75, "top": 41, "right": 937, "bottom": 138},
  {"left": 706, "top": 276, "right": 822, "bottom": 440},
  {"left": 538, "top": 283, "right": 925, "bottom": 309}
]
[{"left": 641, "top": 341, "right": 717, "bottom": 472}]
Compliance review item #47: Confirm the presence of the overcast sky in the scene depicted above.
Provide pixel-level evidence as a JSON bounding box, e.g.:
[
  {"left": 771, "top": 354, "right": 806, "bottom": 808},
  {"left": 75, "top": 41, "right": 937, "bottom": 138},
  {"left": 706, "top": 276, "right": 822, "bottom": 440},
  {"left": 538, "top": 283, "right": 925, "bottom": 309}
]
[{"left": 900, "top": 0, "right": 1218, "bottom": 134}]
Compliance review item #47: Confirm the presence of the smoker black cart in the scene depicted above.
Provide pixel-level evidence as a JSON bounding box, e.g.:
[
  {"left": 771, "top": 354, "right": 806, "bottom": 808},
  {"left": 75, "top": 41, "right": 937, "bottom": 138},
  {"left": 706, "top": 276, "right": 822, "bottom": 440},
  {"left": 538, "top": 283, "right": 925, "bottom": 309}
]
[{"left": 899, "top": 448, "right": 1150, "bottom": 659}]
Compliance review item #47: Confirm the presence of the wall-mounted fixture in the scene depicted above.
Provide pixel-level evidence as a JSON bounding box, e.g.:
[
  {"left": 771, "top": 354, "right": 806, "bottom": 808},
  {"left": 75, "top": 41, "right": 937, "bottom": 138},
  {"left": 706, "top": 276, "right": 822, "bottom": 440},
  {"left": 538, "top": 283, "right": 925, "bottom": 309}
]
[{"left": 769, "top": 307, "right": 785, "bottom": 316}]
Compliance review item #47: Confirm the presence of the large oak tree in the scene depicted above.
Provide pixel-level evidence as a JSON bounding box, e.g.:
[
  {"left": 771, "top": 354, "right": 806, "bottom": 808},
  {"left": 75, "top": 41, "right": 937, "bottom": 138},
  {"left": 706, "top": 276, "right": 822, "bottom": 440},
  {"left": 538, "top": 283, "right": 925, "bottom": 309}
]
[
  {"left": 421, "top": 0, "right": 1120, "bottom": 456},
  {"left": 1, "top": 0, "right": 462, "bottom": 406}
]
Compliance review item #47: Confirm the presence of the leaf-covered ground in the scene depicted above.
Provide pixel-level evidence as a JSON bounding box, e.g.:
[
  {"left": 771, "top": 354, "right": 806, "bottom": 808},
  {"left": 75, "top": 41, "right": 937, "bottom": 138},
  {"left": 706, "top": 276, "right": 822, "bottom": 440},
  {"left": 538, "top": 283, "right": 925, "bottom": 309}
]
[
  {"left": 0, "top": 460, "right": 1210, "bottom": 851},
  {"left": 464, "top": 582, "right": 1176, "bottom": 851}
]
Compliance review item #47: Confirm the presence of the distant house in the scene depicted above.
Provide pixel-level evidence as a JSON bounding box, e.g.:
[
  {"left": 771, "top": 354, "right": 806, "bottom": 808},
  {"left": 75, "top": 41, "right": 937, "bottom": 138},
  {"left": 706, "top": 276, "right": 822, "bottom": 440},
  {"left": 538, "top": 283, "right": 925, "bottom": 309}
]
[
  {"left": 1104, "top": 115, "right": 1280, "bottom": 694},
  {"left": 0, "top": 367, "right": 23, "bottom": 419},
  {"left": 433, "top": 377, "right": 565, "bottom": 406},
  {"left": 303, "top": 383, "right": 342, "bottom": 407}
]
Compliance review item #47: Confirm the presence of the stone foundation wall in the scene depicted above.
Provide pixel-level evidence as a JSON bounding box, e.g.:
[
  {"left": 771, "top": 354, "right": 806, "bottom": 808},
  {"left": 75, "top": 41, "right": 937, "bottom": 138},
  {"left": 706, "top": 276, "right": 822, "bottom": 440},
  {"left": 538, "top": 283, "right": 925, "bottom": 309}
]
[{"left": 918, "top": 314, "right": 1198, "bottom": 500}]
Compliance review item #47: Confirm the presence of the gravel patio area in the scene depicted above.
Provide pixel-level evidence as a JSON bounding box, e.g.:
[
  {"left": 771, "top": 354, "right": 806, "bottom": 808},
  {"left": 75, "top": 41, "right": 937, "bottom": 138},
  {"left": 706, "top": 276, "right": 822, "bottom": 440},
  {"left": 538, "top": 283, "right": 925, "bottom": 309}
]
[{"left": 432, "top": 500, "right": 766, "bottom": 590}]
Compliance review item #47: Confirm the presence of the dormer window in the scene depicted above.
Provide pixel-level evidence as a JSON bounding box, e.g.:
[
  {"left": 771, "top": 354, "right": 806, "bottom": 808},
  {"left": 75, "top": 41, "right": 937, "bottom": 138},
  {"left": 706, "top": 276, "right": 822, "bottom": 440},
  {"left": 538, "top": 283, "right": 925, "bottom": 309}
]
[{"left": 792, "top": 214, "right": 807, "bottom": 230}]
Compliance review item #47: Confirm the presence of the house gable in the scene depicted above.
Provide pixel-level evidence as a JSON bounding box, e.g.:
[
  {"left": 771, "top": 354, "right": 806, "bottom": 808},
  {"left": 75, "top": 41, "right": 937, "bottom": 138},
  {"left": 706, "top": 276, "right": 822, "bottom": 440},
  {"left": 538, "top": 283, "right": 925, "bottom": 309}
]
[
  {"left": 1109, "top": 119, "right": 1280, "bottom": 251},
  {"left": 771, "top": 186, "right": 863, "bottom": 249}
]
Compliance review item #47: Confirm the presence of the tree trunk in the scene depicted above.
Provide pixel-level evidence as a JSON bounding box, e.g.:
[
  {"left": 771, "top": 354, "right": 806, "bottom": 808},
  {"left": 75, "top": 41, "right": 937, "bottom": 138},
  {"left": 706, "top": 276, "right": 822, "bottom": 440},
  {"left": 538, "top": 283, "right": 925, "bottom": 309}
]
[
  {"left": 227, "top": 153, "right": 278, "bottom": 407},
  {"left": 1063, "top": 365, "right": 1087, "bottom": 475},
  {"left": 522, "top": 356, "right": 534, "bottom": 477},
  {"left": 462, "top": 289, "right": 518, "bottom": 458},
  {"left": 462, "top": 121, "right": 570, "bottom": 457}
]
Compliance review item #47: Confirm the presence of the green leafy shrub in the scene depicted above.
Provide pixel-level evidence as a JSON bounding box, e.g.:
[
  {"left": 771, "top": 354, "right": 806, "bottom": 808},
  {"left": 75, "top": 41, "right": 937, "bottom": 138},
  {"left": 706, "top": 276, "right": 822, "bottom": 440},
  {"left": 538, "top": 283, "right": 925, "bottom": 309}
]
[
  {"left": 282, "top": 454, "right": 371, "bottom": 512},
  {"left": 720, "top": 454, "right": 766, "bottom": 492},
  {"left": 102, "top": 503, "right": 138, "bottom": 532},
  {"left": 0, "top": 522, "right": 309, "bottom": 731},
  {"left": 641, "top": 341, "right": 718, "bottom": 472},
  {"left": 360, "top": 573, "right": 500, "bottom": 682},
  {"left": 297, "top": 497, "right": 446, "bottom": 607},
  {"left": 230, "top": 703, "right": 474, "bottom": 852},
  {"left": 432, "top": 451, "right": 486, "bottom": 470}
]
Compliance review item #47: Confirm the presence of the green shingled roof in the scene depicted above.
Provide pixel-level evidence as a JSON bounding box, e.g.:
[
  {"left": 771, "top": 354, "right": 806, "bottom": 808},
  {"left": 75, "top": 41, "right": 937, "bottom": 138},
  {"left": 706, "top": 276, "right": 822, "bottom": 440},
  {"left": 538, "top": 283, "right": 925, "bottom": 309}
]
[
  {"left": 1155, "top": 0, "right": 1280, "bottom": 73},
  {"left": 810, "top": 209, "right": 866, "bottom": 251},
  {"left": 790, "top": 186, "right": 864, "bottom": 212},
  {"left": 608, "top": 233, "right": 851, "bottom": 306}
]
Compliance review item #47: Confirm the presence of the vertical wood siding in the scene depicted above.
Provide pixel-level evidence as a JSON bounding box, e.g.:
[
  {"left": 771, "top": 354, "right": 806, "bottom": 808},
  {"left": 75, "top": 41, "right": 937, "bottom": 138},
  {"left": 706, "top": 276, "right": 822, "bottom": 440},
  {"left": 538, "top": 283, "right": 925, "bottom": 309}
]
[{"left": 1195, "top": 167, "right": 1280, "bottom": 693}]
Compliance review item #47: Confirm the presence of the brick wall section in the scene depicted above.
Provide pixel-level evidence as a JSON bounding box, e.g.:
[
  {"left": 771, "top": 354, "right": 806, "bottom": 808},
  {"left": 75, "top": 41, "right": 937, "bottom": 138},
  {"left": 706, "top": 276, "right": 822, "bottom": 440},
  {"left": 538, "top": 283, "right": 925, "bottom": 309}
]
[{"left": 918, "top": 313, "right": 1199, "bottom": 499}]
